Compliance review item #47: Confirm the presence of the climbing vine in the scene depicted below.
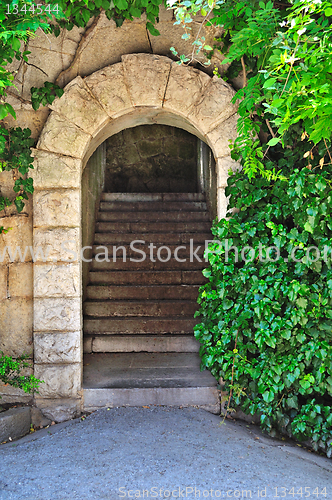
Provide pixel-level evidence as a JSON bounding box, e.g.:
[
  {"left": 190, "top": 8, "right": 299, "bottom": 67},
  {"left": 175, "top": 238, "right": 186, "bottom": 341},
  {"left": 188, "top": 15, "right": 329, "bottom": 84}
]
[
  {"left": 170, "top": 0, "right": 332, "bottom": 180},
  {"left": 195, "top": 163, "right": 332, "bottom": 455}
]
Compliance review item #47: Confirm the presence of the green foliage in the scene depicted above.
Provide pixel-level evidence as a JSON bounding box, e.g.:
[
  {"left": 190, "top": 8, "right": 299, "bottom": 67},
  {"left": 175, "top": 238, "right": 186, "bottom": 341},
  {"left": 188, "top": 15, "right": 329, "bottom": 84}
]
[
  {"left": 225, "top": 0, "right": 332, "bottom": 179},
  {"left": 171, "top": 0, "right": 332, "bottom": 179},
  {"left": 0, "top": 127, "right": 35, "bottom": 213},
  {"left": 0, "top": 351, "right": 42, "bottom": 395},
  {"left": 195, "top": 164, "right": 332, "bottom": 455},
  {"left": 49, "top": 0, "right": 164, "bottom": 33},
  {"left": 0, "top": 1, "right": 64, "bottom": 120},
  {"left": 169, "top": 0, "right": 223, "bottom": 65},
  {"left": 0, "top": 0, "right": 167, "bottom": 214},
  {"left": 30, "top": 81, "right": 64, "bottom": 110},
  {"left": 170, "top": 0, "right": 332, "bottom": 455}
]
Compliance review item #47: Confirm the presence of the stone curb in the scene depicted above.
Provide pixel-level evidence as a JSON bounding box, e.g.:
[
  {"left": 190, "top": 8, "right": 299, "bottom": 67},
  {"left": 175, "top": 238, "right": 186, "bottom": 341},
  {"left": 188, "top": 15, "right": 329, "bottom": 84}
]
[{"left": 0, "top": 407, "right": 31, "bottom": 443}]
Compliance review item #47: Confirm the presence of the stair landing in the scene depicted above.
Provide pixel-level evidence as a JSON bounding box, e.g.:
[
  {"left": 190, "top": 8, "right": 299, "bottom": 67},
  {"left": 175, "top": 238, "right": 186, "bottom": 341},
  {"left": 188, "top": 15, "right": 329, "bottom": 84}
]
[{"left": 83, "top": 353, "right": 220, "bottom": 413}]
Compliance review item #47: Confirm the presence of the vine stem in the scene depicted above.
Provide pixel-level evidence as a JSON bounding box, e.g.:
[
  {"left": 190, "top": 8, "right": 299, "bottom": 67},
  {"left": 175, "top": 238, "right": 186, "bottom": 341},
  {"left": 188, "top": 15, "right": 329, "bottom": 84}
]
[
  {"left": 189, "top": 5, "right": 214, "bottom": 64},
  {"left": 221, "top": 329, "right": 239, "bottom": 422}
]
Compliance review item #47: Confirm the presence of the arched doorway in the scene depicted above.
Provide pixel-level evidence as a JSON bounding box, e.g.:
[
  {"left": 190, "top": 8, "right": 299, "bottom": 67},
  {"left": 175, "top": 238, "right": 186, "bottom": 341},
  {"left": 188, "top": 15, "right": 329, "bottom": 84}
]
[{"left": 32, "top": 53, "right": 238, "bottom": 421}]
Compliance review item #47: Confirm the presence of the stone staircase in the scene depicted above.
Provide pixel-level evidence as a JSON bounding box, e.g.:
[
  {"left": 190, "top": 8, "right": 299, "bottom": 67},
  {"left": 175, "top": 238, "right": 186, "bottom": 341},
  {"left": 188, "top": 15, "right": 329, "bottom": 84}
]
[{"left": 83, "top": 193, "right": 220, "bottom": 413}]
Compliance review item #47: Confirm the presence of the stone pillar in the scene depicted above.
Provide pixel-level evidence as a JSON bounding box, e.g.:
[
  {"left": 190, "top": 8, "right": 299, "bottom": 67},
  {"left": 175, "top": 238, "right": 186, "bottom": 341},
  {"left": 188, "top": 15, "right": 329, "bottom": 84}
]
[{"left": 32, "top": 151, "right": 83, "bottom": 422}]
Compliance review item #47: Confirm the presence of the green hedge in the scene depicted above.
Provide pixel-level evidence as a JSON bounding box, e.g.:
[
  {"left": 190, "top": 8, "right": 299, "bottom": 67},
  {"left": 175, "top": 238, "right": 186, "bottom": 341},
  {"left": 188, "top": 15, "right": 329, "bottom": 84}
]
[{"left": 195, "top": 166, "right": 332, "bottom": 456}]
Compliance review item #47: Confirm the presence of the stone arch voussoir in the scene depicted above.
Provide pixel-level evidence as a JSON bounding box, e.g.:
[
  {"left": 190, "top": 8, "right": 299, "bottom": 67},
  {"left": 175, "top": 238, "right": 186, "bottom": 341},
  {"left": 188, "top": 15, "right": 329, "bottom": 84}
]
[{"left": 32, "top": 53, "right": 239, "bottom": 421}]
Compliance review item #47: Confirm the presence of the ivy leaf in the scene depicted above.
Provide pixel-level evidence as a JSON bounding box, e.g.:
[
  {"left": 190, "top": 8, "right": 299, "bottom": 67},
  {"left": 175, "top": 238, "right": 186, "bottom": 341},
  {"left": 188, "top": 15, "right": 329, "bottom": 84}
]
[
  {"left": 14, "top": 197, "right": 25, "bottom": 213},
  {"left": 130, "top": 7, "right": 142, "bottom": 17},
  {"left": 304, "top": 222, "right": 314, "bottom": 234},
  {"left": 223, "top": 299, "right": 234, "bottom": 310},
  {"left": 81, "top": 9, "right": 91, "bottom": 23},
  {"left": 262, "top": 390, "right": 275, "bottom": 403},
  {"left": 0, "top": 105, "right": 8, "bottom": 120},
  {"left": 115, "top": 0, "right": 128, "bottom": 10},
  {"left": 296, "top": 298, "right": 308, "bottom": 309}
]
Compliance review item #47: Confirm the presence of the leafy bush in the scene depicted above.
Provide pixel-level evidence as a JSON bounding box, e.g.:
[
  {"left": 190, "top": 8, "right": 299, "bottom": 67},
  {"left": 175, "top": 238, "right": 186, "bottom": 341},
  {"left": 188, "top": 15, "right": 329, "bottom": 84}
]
[
  {"left": 195, "top": 165, "right": 332, "bottom": 456},
  {"left": 0, "top": 352, "right": 42, "bottom": 397}
]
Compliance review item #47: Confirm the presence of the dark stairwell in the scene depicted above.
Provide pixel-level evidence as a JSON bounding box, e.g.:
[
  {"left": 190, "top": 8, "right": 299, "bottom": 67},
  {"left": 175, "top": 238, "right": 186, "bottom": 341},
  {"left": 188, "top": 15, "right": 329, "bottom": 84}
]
[{"left": 82, "top": 125, "right": 220, "bottom": 412}]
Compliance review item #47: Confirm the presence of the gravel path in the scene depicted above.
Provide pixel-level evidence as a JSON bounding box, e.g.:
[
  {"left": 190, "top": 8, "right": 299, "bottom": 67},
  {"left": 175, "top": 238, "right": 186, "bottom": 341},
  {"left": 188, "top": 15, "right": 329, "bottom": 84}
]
[{"left": 0, "top": 407, "right": 331, "bottom": 500}]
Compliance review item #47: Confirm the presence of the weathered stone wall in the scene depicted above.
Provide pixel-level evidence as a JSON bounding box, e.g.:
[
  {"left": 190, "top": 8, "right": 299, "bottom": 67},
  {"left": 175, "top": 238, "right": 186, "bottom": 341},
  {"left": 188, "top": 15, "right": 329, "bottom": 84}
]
[
  {"left": 0, "top": 173, "right": 33, "bottom": 403},
  {"left": 0, "top": 6, "right": 240, "bottom": 409},
  {"left": 2, "top": 7, "right": 229, "bottom": 140},
  {"left": 82, "top": 144, "right": 106, "bottom": 300},
  {"left": 0, "top": 7, "right": 213, "bottom": 402},
  {"left": 105, "top": 124, "right": 198, "bottom": 193}
]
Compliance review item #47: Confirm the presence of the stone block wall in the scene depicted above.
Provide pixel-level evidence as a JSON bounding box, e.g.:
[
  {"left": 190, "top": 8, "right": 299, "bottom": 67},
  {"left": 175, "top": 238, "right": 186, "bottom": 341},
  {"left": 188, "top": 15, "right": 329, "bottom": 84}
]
[
  {"left": 105, "top": 124, "right": 198, "bottom": 193},
  {"left": 0, "top": 173, "right": 33, "bottom": 403},
  {"left": 82, "top": 144, "right": 106, "bottom": 300},
  {"left": 0, "top": 3, "right": 241, "bottom": 411}
]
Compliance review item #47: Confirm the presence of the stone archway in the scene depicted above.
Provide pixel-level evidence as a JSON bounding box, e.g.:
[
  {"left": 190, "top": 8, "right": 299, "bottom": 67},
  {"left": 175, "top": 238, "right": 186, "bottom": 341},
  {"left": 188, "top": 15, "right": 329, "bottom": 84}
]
[{"left": 31, "top": 53, "right": 238, "bottom": 422}]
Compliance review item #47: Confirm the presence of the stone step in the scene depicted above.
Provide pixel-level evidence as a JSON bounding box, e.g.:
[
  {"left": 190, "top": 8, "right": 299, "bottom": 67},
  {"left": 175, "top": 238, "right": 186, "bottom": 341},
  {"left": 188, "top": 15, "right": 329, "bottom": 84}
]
[
  {"left": 83, "top": 353, "right": 219, "bottom": 412},
  {"left": 84, "top": 317, "right": 198, "bottom": 334},
  {"left": 83, "top": 387, "right": 220, "bottom": 412},
  {"left": 84, "top": 300, "right": 198, "bottom": 318},
  {"left": 83, "top": 335, "right": 200, "bottom": 353},
  {"left": 86, "top": 285, "right": 200, "bottom": 301},
  {"left": 95, "top": 221, "right": 211, "bottom": 233},
  {"left": 97, "top": 210, "right": 210, "bottom": 222},
  {"left": 99, "top": 201, "right": 207, "bottom": 212},
  {"left": 88, "top": 270, "right": 207, "bottom": 285},
  {"left": 101, "top": 193, "right": 205, "bottom": 202},
  {"left": 94, "top": 232, "right": 213, "bottom": 245},
  {"left": 90, "top": 259, "right": 206, "bottom": 272}
]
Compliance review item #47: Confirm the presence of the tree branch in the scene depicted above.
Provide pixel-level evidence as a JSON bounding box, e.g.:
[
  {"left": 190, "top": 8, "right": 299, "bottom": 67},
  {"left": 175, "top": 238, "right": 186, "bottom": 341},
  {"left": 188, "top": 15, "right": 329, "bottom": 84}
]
[
  {"left": 241, "top": 56, "right": 247, "bottom": 88},
  {"left": 265, "top": 118, "right": 275, "bottom": 138}
]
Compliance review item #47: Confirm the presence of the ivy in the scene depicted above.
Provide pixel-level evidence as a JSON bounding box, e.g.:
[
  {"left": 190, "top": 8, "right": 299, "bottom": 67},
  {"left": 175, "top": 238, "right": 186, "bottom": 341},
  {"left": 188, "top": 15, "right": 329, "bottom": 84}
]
[
  {"left": 0, "top": 1, "right": 64, "bottom": 121},
  {"left": 30, "top": 81, "right": 64, "bottom": 111},
  {"left": 195, "top": 162, "right": 332, "bottom": 456},
  {"left": 51, "top": 0, "right": 164, "bottom": 33},
  {"left": 170, "top": 0, "right": 332, "bottom": 180},
  {"left": 168, "top": 0, "right": 332, "bottom": 455}
]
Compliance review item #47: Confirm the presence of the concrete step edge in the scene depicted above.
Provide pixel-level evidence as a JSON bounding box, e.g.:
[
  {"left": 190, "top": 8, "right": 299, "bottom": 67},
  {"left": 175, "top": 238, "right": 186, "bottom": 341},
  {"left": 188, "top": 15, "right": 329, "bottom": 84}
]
[
  {"left": 83, "top": 335, "right": 200, "bottom": 353},
  {"left": 101, "top": 193, "right": 206, "bottom": 202},
  {"left": 83, "top": 387, "right": 220, "bottom": 412}
]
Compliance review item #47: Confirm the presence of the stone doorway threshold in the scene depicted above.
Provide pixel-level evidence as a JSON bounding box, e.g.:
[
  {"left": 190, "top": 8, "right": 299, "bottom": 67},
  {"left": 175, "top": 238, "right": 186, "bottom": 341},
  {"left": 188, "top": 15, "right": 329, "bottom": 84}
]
[{"left": 83, "top": 353, "right": 220, "bottom": 414}]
